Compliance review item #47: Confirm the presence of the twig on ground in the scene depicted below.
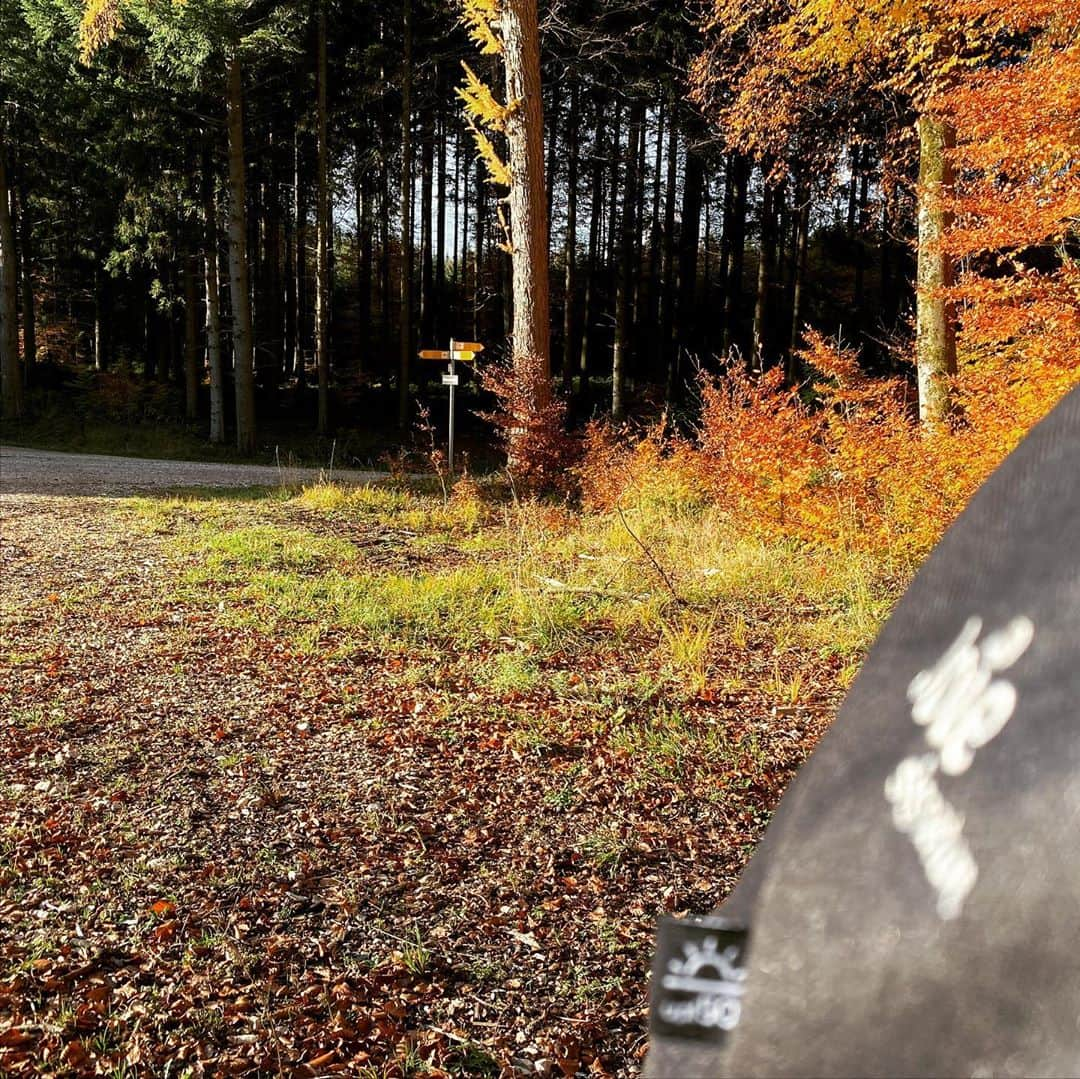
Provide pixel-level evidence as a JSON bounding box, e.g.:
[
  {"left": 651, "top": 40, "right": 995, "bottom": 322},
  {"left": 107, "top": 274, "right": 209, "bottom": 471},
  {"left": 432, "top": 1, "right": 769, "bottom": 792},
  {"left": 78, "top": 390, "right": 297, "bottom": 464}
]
[{"left": 615, "top": 501, "right": 685, "bottom": 605}]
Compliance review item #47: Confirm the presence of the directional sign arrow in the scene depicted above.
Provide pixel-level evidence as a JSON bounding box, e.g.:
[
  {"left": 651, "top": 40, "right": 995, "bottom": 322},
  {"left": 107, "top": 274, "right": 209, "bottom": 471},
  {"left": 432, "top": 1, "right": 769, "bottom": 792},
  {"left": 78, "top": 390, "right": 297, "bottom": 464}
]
[
  {"left": 450, "top": 350, "right": 477, "bottom": 362},
  {"left": 418, "top": 349, "right": 451, "bottom": 360},
  {"left": 450, "top": 340, "right": 484, "bottom": 354}
]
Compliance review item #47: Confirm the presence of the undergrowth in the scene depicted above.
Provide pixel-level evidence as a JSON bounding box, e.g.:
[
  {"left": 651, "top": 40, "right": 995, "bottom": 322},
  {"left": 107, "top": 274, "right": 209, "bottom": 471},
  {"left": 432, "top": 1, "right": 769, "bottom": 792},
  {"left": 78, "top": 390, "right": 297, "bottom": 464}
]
[{"left": 128, "top": 475, "right": 901, "bottom": 699}]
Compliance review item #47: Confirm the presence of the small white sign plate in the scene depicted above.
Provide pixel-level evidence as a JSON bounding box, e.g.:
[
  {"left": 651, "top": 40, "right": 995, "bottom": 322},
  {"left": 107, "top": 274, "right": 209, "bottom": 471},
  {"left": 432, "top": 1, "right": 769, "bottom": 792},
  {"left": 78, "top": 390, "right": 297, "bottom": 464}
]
[{"left": 442, "top": 373, "right": 460, "bottom": 387}]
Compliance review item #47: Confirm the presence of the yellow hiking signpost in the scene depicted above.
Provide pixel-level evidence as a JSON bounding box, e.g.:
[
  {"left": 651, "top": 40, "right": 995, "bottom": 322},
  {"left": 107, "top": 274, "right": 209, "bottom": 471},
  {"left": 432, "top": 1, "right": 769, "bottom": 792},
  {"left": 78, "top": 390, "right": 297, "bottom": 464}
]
[{"left": 417, "top": 339, "right": 485, "bottom": 472}]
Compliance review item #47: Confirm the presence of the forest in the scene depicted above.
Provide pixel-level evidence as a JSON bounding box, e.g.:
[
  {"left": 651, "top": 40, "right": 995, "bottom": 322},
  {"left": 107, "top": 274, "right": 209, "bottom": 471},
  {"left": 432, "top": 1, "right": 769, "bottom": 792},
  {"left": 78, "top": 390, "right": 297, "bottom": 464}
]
[
  {"left": 1, "top": 1, "right": 1079, "bottom": 1076},
  {"left": 1, "top": 0, "right": 1072, "bottom": 487}
]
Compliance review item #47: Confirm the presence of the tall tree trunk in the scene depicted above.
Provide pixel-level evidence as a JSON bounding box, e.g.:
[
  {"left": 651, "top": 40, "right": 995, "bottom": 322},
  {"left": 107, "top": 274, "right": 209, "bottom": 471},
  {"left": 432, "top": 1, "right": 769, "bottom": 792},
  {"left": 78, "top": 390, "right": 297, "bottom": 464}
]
[
  {"left": 379, "top": 132, "right": 391, "bottom": 364},
  {"left": 183, "top": 250, "right": 200, "bottom": 421},
  {"left": 473, "top": 157, "right": 484, "bottom": 342},
  {"left": 419, "top": 104, "right": 434, "bottom": 346},
  {"left": 752, "top": 175, "right": 776, "bottom": 371},
  {"left": 854, "top": 155, "right": 870, "bottom": 355},
  {"left": 260, "top": 133, "right": 283, "bottom": 381},
  {"left": 788, "top": 183, "right": 810, "bottom": 383},
  {"left": 0, "top": 129, "right": 24, "bottom": 420},
  {"left": 398, "top": 0, "right": 413, "bottom": 428},
  {"left": 847, "top": 143, "right": 860, "bottom": 236},
  {"left": 280, "top": 172, "right": 293, "bottom": 383},
  {"left": 435, "top": 97, "right": 447, "bottom": 341},
  {"left": 605, "top": 103, "right": 622, "bottom": 289},
  {"left": 561, "top": 81, "right": 579, "bottom": 392},
  {"left": 613, "top": 101, "right": 643, "bottom": 419},
  {"left": 672, "top": 139, "right": 704, "bottom": 393},
  {"left": 202, "top": 148, "right": 225, "bottom": 444},
  {"left": 915, "top": 112, "right": 957, "bottom": 428},
  {"left": 16, "top": 182, "right": 35, "bottom": 373},
  {"left": 579, "top": 98, "right": 606, "bottom": 394},
  {"left": 143, "top": 286, "right": 157, "bottom": 381},
  {"left": 881, "top": 195, "right": 899, "bottom": 341},
  {"left": 501, "top": 0, "right": 551, "bottom": 445},
  {"left": 718, "top": 154, "right": 733, "bottom": 325},
  {"left": 545, "top": 81, "right": 560, "bottom": 255},
  {"left": 286, "top": 125, "right": 299, "bottom": 379},
  {"left": 645, "top": 101, "right": 665, "bottom": 379},
  {"left": 461, "top": 126, "right": 470, "bottom": 291},
  {"left": 169, "top": 260, "right": 182, "bottom": 385},
  {"left": 226, "top": 53, "right": 256, "bottom": 454},
  {"left": 355, "top": 141, "right": 373, "bottom": 367},
  {"left": 315, "top": 3, "right": 331, "bottom": 434},
  {"left": 722, "top": 155, "right": 748, "bottom": 357},
  {"left": 700, "top": 178, "right": 711, "bottom": 325},
  {"left": 633, "top": 103, "right": 648, "bottom": 315},
  {"left": 453, "top": 124, "right": 462, "bottom": 287},
  {"left": 659, "top": 109, "right": 677, "bottom": 380},
  {"left": 93, "top": 267, "right": 106, "bottom": 370}
]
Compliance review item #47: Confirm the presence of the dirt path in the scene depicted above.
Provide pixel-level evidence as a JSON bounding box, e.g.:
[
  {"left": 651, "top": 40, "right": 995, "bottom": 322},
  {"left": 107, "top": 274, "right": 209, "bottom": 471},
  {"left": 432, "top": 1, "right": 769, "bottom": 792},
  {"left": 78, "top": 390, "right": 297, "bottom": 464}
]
[{"left": 0, "top": 445, "right": 385, "bottom": 496}]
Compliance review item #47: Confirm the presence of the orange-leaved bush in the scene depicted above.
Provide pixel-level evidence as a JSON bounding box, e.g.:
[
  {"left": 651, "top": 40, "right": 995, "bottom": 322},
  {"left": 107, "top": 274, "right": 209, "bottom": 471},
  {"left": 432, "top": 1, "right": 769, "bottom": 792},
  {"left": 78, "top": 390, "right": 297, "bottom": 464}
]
[
  {"left": 478, "top": 351, "right": 575, "bottom": 496},
  {"left": 582, "top": 329, "right": 1079, "bottom": 564}
]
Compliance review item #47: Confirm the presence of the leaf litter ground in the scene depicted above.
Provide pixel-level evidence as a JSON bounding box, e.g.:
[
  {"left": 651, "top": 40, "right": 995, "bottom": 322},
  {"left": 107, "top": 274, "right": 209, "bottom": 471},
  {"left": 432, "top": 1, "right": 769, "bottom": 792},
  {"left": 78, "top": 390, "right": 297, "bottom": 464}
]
[{"left": 0, "top": 486, "right": 867, "bottom": 1077}]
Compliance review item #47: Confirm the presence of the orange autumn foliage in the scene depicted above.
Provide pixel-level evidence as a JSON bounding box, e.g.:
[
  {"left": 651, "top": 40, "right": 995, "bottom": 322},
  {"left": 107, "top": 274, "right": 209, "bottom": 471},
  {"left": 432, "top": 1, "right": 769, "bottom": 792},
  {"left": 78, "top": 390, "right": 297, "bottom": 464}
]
[
  {"left": 583, "top": 2, "right": 1078, "bottom": 568},
  {"left": 583, "top": 329, "right": 1077, "bottom": 564},
  {"left": 942, "top": 9, "right": 1080, "bottom": 382}
]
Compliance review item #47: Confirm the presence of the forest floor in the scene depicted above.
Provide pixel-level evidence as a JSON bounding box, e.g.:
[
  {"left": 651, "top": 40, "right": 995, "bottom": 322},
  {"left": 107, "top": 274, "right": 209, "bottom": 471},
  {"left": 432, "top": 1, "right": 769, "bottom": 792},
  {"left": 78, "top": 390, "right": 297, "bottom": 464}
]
[{"left": 0, "top": 458, "right": 904, "bottom": 1077}]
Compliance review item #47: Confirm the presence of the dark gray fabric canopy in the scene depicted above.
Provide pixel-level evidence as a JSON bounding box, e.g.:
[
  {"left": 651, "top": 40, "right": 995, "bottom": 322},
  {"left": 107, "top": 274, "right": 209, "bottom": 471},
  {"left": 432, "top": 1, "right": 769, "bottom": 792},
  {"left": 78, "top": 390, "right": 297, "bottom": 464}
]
[{"left": 646, "top": 385, "right": 1080, "bottom": 1078}]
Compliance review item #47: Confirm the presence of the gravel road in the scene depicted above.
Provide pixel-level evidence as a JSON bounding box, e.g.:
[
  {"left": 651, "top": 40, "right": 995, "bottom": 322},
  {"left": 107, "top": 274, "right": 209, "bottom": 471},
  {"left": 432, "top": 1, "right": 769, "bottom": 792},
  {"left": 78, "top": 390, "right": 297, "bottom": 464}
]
[{"left": 0, "top": 444, "right": 386, "bottom": 496}]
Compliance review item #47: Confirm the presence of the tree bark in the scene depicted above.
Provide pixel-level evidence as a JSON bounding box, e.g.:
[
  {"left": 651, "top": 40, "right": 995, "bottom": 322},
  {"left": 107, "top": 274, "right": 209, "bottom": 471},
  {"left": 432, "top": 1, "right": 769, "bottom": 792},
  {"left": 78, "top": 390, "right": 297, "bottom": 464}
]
[
  {"left": 605, "top": 103, "right": 622, "bottom": 290},
  {"left": 501, "top": 0, "right": 551, "bottom": 425},
  {"left": 262, "top": 132, "right": 283, "bottom": 380},
  {"left": 854, "top": 150, "right": 870, "bottom": 347},
  {"left": 226, "top": 53, "right": 256, "bottom": 454},
  {"left": 0, "top": 128, "right": 24, "bottom": 420},
  {"left": 672, "top": 139, "right": 703, "bottom": 393},
  {"left": 722, "top": 155, "right": 748, "bottom": 358},
  {"left": 473, "top": 157, "right": 485, "bottom": 342},
  {"left": 578, "top": 97, "right": 606, "bottom": 394},
  {"left": 16, "top": 181, "right": 35, "bottom": 373},
  {"left": 613, "top": 101, "right": 643, "bottom": 419},
  {"left": 645, "top": 102, "right": 665, "bottom": 378},
  {"left": 419, "top": 102, "right": 434, "bottom": 346},
  {"left": 453, "top": 124, "right": 462, "bottom": 287},
  {"left": 202, "top": 148, "right": 225, "bottom": 444},
  {"left": 915, "top": 111, "right": 957, "bottom": 428},
  {"left": 435, "top": 95, "right": 447, "bottom": 341},
  {"left": 315, "top": 2, "right": 331, "bottom": 434},
  {"left": 288, "top": 124, "right": 303, "bottom": 380},
  {"left": 398, "top": 0, "right": 413, "bottom": 429},
  {"left": 659, "top": 109, "right": 677, "bottom": 378},
  {"left": 561, "top": 81, "right": 579, "bottom": 392},
  {"left": 183, "top": 250, "right": 200, "bottom": 421},
  {"left": 545, "top": 81, "right": 559, "bottom": 255},
  {"left": 355, "top": 140, "right": 373, "bottom": 366},
  {"left": 788, "top": 183, "right": 810, "bottom": 383},
  {"left": 93, "top": 267, "right": 105, "bottom": 370},
  {"left": 751, "top": 173, "right": 776, "bottom": 371}
]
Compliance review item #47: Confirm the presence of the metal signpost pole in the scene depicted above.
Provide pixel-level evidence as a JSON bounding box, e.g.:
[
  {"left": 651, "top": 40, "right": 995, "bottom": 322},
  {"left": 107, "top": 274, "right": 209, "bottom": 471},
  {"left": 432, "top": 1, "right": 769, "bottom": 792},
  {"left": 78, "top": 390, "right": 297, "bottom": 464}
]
[
  {"left": 422, "top": 341, "right": 480, "bottom": 479},
  {"left": 447, "top": 341, "right": 456, "bottom": 475}
]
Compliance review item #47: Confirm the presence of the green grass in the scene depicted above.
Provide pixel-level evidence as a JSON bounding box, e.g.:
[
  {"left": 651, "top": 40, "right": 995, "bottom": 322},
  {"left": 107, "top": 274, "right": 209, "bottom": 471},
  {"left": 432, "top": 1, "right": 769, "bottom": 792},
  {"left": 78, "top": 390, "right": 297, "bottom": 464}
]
[{"left": 122, "top": 478, "right": 902, "bottom": 687}]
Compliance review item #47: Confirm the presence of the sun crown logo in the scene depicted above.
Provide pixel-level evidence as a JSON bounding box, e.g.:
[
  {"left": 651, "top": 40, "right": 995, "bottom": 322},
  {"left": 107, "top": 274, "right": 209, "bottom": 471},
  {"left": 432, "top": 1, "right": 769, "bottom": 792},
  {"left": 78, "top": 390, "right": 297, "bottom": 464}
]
[{"left": 661, "top": 936, "right": 746, "bottom": 997}]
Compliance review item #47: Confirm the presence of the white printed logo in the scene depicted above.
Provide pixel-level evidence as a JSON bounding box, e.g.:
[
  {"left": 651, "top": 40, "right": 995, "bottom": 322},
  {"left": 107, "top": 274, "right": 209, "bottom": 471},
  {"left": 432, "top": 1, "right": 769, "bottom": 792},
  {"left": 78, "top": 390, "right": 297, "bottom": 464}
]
[
  {"left": 657, "top": 936, "right": 747, "bottom": 1031},
  {"left": 884, "top": 616, "right": 1034, "bottom": 920}
]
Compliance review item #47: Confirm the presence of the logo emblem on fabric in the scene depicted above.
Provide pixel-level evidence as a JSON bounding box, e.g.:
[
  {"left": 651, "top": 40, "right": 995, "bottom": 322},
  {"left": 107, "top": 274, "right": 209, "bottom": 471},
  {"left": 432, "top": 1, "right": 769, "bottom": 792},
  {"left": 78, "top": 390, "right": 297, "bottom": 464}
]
[
  {"left": 650, "top": 916, "right": 748, "bottom": 1042},
  {"left": 884, "top": 615, "right": 1034, "bottom": 920}
]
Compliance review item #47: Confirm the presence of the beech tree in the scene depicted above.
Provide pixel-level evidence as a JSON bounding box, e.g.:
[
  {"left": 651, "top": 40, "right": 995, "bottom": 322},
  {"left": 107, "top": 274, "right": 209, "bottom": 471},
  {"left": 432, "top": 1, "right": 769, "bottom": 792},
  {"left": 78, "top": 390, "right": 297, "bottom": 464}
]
[
  {"left": 0, "top": 125, "right": 23, "bottom": 420},
  {"left": 460, "top": 0, "right": 552, "bottom": 464}
]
